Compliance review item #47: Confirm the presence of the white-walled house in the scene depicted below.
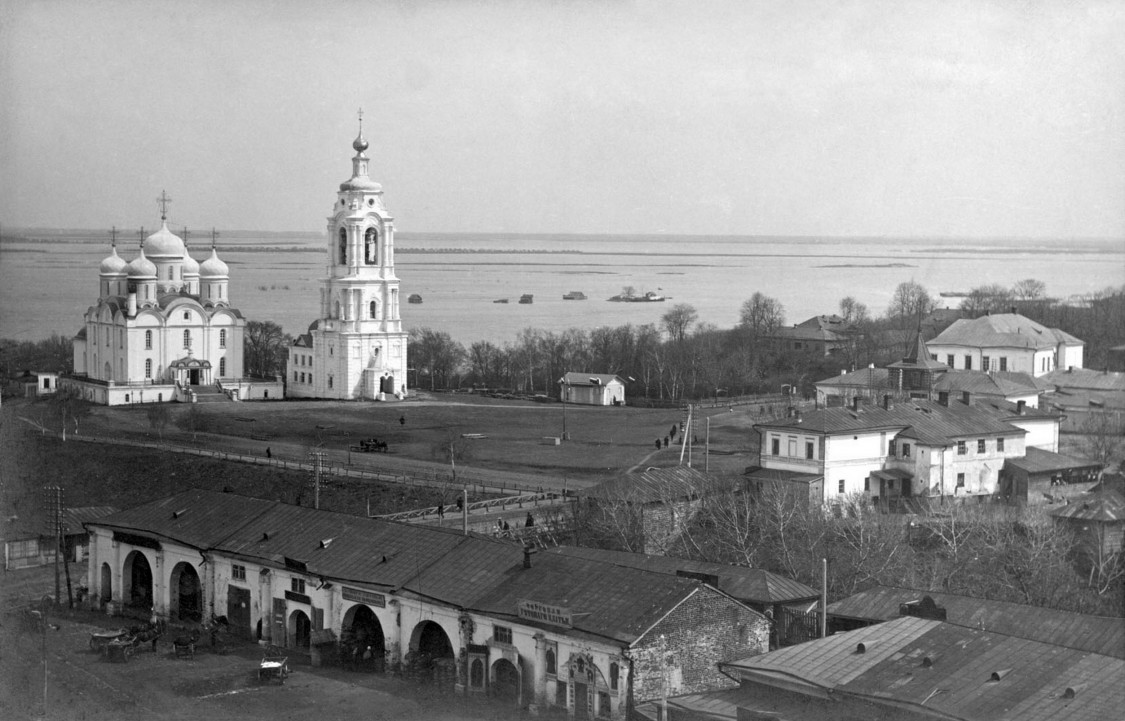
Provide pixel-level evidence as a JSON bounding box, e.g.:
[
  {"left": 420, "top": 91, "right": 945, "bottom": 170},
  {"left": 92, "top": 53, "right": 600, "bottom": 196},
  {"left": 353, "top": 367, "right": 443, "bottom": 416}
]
[
  {"left": 560, "top": 373, "right": 627, "bottom": 406},
  {"left": 752, "top": 394, "right": 1065, "bottom": 503},
  {"left": 85, "top": 489, "right": 768, "bottom": 719},
  {"left": 927, "top": 313, "right": 1083, "bottom": 377}
]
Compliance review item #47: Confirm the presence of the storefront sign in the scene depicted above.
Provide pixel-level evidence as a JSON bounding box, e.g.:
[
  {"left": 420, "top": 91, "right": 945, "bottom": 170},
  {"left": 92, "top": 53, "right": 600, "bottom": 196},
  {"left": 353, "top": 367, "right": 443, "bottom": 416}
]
[
  {"left": 517, "top": 599, "right": 572, "bottom": 627},
  {"left": 342, "top": 586, "right": 386, "bottom": 608}
]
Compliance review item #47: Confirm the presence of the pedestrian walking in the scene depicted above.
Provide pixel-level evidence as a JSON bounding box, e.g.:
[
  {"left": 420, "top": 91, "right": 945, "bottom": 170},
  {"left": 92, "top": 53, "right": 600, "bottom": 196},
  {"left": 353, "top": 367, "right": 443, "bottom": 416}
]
[
  {"left": 525, "top": 512, "right": 535, "bottom": 527},
  {"left": 437, "top": 503, "right": 445, "bottom": 519},
  {"left": 663, "top": 436, "right": 669, "bottom": 448},
  {"left": 670, "top": 424, "right": 677, "bottom": 439},
  {"left": 266, "top": 447, "right": 272, "bottom": 459},
  {"left": 655, "top": 438, "right": 662, "bottom": 450},
  {"left": 399, "top": 415, "right": 406, "bottom": 426}
]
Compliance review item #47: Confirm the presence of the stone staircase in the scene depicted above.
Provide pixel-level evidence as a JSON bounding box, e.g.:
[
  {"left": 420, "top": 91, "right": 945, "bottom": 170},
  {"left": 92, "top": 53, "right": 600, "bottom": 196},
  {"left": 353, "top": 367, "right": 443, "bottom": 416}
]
[{"left": 191, "top": 384, "right": 232, "bottom": 403}]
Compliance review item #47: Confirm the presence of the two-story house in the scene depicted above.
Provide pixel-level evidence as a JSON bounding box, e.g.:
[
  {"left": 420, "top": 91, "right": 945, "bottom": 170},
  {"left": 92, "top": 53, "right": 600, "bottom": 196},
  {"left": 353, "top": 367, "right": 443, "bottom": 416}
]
[
  {"left": 752, "top": 394, "right": 1029, "bottom": 503},
  {"left": 926, "top": 312, "right": 1083, "bottom": 376}
]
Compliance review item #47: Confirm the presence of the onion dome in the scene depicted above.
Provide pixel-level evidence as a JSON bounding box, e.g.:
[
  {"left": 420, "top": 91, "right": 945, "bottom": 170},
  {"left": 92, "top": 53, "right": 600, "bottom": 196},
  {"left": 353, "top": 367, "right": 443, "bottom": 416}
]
[
  {"left": 182, "top": 251, "right": 200, "bottom": 277},
  {"left": 200, "top": 247, "right": 229, "bottom": 278},
  {"left": 99, "top": 246, "right": 128, "bottom": 275},
  {"left": 126, "top": 249, "right": 157, "bottom": 278},
  {"left": 144, "top": 221, "right": 187, "bottom": 258},
  {"left": 353, "top": 131, "right": 369, "bottom": 153}
]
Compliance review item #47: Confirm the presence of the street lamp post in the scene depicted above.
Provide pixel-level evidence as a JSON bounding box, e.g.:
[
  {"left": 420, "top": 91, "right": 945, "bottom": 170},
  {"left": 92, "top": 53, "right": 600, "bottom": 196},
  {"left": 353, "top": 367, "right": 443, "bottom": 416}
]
[{"left": 561, "top": 379, "right": 570, "bottom": 441}]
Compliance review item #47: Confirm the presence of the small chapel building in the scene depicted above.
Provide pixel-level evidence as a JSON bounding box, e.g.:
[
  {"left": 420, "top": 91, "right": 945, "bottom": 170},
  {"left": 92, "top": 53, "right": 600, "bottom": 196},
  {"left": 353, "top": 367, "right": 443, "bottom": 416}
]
[
  {"left": 287, "top": 115, "right": 408, "bottom": 400},
  {"left": 67, "top": 206, "right": 272, "bottom": 405}
]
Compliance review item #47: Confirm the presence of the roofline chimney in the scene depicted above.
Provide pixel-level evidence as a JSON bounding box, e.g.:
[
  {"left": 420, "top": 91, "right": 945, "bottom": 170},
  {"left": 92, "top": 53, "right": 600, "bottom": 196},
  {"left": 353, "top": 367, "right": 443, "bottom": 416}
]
[
  {"left": 938, "top": 391, "right": 949, "bottom": 407},
  {"left": 962, "top": 391, "right": 972, "bottom": 406},
  {"left": 523, "top": 546, "right": 536, "bottom": 569}
]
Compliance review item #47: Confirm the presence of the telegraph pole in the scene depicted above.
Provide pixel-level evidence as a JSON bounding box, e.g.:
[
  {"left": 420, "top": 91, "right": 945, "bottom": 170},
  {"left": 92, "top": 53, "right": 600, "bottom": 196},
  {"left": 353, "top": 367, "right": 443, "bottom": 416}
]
[{"left": 308, "top": 452, "right": 326, "bottom": 509}]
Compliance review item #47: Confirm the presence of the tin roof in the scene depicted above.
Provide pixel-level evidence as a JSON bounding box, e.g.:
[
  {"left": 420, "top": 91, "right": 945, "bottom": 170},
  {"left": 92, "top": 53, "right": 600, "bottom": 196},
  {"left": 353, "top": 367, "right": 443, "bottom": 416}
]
[
  {"left": 722, "top": 616, "right": 1125, "bottom": 721},
  {"left": 582, "top": 465, "right": 726, "bottom": 503},
  {"left": 826, "top": 585, "right": 1125, "bottom": 658},
  {"left": 1041, "top": 367, "right": 1125, "bottom": 393},
  {"left": 1003, "top": 446, "right": 1100, "bottom": 475},
  {"left": 933, "top": 370, "right": 1045, "bottom": 396},
  {"left": 815, "top": 367, "right": 890, "bottom": 389},
  {"left": 65, "top": 506, "right": 119, "bottom": 532},
  {"left": 90, "top": 488, "right": 277, "bottom": 549},
  {"left": 930, "top": 313, "right": 1083, "bottom": 351},
  {"left": 560, "top": 372, "right": 625, "bottom": 387},
  {"left": 757, "top": 398, "right": 1024, "bottom": 446},
  {"left": 545, "top": 546, "right": 819, "bottom": 605},
  {"left": 1049, "top": 489, "right": 1125, "bottom": 524}
]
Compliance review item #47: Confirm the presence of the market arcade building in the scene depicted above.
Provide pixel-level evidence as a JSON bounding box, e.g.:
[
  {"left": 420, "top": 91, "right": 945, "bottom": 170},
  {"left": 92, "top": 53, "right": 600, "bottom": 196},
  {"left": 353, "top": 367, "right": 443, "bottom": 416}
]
[{"left": 85, "top": 489, "right": 768, "bottom": 718}]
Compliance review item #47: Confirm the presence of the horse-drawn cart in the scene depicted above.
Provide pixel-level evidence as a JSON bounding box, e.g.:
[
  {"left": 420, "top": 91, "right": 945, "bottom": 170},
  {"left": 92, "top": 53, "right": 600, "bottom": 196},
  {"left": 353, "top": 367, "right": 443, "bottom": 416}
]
[
  {"left": 89, "top": 629, "right": 129, "bottom": 655},
  {"left": 258, "top": 655, "right": 290, "bottom": 685},
  {"left": 105, "top": 636, "right": 137, "bottom": 662}
]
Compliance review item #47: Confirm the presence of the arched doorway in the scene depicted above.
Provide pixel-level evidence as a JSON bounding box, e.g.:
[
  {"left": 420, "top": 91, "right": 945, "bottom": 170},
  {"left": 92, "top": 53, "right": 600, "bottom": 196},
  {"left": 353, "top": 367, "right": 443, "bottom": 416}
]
[
  {"left": 341, "top": 604, "right": 386, "bottom": 672},
  {"left": 122, "top": 550, "right": 153, "bottom": 611},
  {"left": 409, "top": 620, "right": 455, "bottom": 682},
  {"left": 492, "top": 658, "right": 522, "bottom": 704},
  {"left": 99, "top": 562, "right": 112, "bottom": 606},
  {"left": 289, "top": 609, "right": 311, "bottom": 650},
  {"left": 169, "top": 562, "right": 202, "bottom": 622}
]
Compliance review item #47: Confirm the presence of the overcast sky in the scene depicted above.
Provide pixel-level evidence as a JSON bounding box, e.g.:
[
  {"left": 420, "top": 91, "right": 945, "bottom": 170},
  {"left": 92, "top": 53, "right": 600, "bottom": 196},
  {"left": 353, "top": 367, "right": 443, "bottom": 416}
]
[{"left": 1, "top": 0, "right": 1122, "bottom": 238}]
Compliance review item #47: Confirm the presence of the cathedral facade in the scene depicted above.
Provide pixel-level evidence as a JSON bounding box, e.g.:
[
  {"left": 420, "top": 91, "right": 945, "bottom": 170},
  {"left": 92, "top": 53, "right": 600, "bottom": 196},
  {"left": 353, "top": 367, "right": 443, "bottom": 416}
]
[
  {"left": 287, "top": 120, "right": 408, "bottom": 400},
  {"left": 70, "top": 219, "right": 247, "bottom": 405}
]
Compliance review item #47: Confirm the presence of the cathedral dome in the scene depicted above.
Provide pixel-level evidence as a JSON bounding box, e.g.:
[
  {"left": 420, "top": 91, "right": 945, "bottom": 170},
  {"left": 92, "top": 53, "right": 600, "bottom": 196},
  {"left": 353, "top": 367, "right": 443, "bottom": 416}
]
[
  {"left": 126, "top": 249, "right": 157, "bottom": 278},
  {"left": 182, "top": 251, "right": 200, "bottom": 277},
  {"left": 144, "top": 221, "right": 186, "bottom": 257},
  {"left": 99, "top": 247, "right": 128, "bottom": 275},
  {"left": 200, "top": 248, "right": 229, "bottom": 278}
]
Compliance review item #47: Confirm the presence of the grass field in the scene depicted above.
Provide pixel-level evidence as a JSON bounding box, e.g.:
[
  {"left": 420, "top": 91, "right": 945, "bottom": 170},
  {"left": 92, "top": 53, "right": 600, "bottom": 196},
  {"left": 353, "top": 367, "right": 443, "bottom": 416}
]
[{"left": 2, "top": 393, "right": 761, "bottom": 536}]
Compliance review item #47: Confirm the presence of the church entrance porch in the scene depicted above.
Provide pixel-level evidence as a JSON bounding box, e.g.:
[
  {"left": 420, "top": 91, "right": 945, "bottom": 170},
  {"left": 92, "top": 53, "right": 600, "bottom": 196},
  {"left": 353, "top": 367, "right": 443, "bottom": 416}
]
[{"left": 170, "top": 356, "right": 212, "bottom": 387}]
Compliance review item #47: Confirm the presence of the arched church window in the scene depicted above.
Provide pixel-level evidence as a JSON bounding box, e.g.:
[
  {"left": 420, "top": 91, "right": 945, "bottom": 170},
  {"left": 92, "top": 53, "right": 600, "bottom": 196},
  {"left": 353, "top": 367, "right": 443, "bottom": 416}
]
[
  {"left": 369, "top": 301, "right": 378, "bottom": 319},
  {"left": 219, "top": 329, "right": 226, "bottom": 348},
  {"left": 145, "top": 330, "right": 152, "bottom": 350},
  {"left": 546, "top": 649, "right": 556, "bottom": 675},
  {"left": 183, "top": 330, "right": 191, "bottom": 349},
  {"left": 338, "top": 228, "right": 348, "bottom": 265},
  {"left": 365, "top": 228, "right": 378, "bottom": 265},
  {"left": 610, "top": 663, "right": 619, "bottom": 690},
  {"left": 145, "top": 359, "right": 152, "bottom": 379},
  {"left": 219, "top": 357, "right": 226, "bottom": 377}
]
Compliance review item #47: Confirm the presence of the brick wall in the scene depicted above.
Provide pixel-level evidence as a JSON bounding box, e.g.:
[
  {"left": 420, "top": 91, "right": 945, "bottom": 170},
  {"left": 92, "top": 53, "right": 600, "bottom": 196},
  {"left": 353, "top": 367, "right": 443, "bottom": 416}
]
[{"left": 630, "top": 586, "right": 768, "bottom": 703}]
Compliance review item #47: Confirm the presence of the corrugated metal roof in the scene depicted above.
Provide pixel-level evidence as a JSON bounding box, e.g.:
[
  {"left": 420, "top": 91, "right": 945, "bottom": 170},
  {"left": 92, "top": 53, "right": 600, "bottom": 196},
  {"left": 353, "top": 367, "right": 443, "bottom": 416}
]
[
  {"left": 723, "top": 616, "right": 1125, "bottom": 721},
  {"left": 1049, "top": 489, "right": 1125, "bottom": 523},
  {"left": 545, "top": 546, "right": 819, "bottom": 604},
  {"left": 826, "top": 585, "right": 1125, "bottom": 658},
  {"left": 66, "top": 506, "right": 119, "bottom": 531},
  {"left": 815, "top": 367, "right": 890, "bottom": 389},
  {"left": 930, "top": 313, "right": 1083, "bottom": 351}
]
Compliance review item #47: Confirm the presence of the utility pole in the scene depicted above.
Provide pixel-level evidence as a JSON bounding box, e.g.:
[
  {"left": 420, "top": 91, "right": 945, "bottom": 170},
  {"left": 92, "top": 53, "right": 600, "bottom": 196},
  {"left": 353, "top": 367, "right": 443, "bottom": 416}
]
[
  {"left": 705, "top": 416, "right": 710, "bottom": 473},
  {"left": 462, "top": 488, "right": 469, "bottom": 536},
  {"left": 308, "top": 451, "right": 326, "bottom": 509}
]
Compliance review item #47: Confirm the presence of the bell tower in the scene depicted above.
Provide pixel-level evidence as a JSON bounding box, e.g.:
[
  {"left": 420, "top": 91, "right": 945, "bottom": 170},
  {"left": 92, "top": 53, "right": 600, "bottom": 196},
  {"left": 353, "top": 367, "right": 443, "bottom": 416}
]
[{"left": 289, "top": 111, "right": 408, "bottom": 400}]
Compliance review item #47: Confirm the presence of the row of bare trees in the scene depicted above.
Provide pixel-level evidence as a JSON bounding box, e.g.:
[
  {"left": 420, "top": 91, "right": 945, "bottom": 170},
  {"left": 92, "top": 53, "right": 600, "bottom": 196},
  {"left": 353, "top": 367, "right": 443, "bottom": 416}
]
[{"left": 575, "top": 481, "right": 1125, "bottom": 617}]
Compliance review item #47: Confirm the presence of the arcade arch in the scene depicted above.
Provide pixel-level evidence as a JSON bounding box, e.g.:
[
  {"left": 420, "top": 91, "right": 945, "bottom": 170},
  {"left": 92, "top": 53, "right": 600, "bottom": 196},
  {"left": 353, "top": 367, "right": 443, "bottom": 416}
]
[
  {"left": 121, "top": 550, "right": 153, "bottom": 611},
  {"left": 342, "top": 604, "right": 386, "bottom": 672},
  {"left": 169, "top": 561, "right": 202, "bottom": 622},
  {"left": 289, "top": 609, "right": 312, "bottom": 650}
]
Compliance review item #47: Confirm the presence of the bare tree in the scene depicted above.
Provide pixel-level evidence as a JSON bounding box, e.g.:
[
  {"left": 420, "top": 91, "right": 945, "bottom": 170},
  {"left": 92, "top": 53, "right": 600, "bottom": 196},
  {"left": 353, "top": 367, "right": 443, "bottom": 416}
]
[
  {"left": 960, "top": 283, "right": 1014, "bottom": 317},
  {"left": 244, "top": 320, "right": 292, "bottom": 378},
  {"left": 739, "top": 292, "right": 786, "bottom": 337},
  {"left": 1011, "top": 278, "right": 1047, "bottom": 301},
  {"left": 1079, "top": 410, "right": 1124, "bottom": 470},
  {"left": 661, "top": 303, "right": 698, "bottom": 345}
]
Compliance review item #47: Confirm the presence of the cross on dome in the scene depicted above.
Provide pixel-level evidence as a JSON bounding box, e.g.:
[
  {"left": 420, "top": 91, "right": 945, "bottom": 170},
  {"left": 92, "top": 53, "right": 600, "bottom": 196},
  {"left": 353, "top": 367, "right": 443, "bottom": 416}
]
[{"left": 157, "top": 190, "right": 173, "bottom": 221}]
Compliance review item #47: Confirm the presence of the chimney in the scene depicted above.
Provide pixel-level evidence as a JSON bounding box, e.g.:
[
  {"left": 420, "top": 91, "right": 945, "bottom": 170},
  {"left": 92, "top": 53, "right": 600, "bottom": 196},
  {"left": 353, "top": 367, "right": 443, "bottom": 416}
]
[
  {"left": 962, "top": 391, "right": 972, "bottom": 406},
  {"left": 523, "top": 546, "right": 536, "bottom": 569},
  {"left": 1016, "top": 400, "right": 1026, "bottom": 415},
  {"left": 795, "top": 410, "right": 803, "bottom": 424},
  {"left": 1067, "top": 366, "right": 1073, "bottom": 373},
  {"left": 938, "top": 391, "right": 949, "bottom": 407},
  {"left": 883, "top": 394, "right": 893, "bottom": 410}
]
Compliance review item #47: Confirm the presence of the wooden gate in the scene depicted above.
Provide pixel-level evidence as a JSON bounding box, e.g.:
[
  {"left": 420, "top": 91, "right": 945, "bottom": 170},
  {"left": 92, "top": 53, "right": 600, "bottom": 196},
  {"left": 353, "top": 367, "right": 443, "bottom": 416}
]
[{"left": 777, "top": 605, "right": 820, "bottom": 647}]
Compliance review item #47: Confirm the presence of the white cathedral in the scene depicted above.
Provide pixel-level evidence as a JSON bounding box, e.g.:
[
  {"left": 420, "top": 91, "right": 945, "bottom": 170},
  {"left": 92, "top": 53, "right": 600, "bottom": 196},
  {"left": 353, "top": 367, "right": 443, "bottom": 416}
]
[
  {"left": 286, "top": 117, "right": 408, "bottom": 400},
  {"left": 70, "top": 209, "right": 251, "bottom": 406}
]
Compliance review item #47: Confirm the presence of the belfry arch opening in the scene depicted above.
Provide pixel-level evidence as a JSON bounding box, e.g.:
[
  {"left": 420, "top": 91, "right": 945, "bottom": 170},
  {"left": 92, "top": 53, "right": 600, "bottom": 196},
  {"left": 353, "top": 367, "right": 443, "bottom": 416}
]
[
  {"left": 168, "top": 561, "right": 202, "bottom": 622},
  {"left": 341, "top": 604, "right": 386, "bottom": 672},
  {"left": 121, "top": 550, "right": 153, "bottom": 611},
  {"left": 365, "top": 227, "right": 378, "bottom": 265}
]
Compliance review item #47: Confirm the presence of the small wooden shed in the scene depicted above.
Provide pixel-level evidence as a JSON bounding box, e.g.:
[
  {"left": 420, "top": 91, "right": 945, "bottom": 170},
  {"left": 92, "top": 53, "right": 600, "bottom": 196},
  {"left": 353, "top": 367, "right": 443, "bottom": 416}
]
[{"left": 558, "top": 372, "right": 626, "bottom": 406}]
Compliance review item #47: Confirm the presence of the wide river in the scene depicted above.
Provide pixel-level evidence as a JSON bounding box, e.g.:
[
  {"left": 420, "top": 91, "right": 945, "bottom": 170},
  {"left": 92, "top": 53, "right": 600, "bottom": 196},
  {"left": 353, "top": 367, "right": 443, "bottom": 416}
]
[{"left": 2, "top": 231, "right": 1122, "bottom": 346}]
